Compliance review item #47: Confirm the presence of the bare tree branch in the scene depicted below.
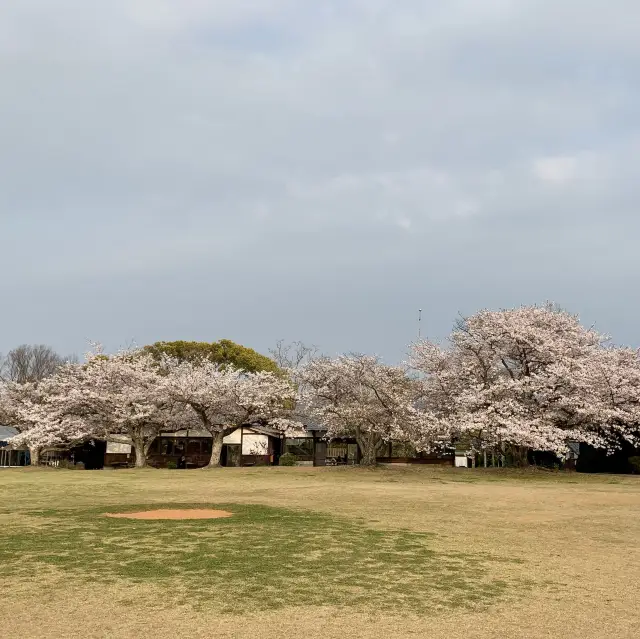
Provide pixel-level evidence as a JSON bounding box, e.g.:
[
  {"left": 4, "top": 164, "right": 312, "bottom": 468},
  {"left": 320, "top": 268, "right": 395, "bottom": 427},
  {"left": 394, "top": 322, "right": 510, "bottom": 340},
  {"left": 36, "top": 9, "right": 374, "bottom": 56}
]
[
  {"left": 269, "top": 340, "right": 319, "bottom": 370},
  {"left": 0, "top": 345, "right": 75, "bottom": 383}
]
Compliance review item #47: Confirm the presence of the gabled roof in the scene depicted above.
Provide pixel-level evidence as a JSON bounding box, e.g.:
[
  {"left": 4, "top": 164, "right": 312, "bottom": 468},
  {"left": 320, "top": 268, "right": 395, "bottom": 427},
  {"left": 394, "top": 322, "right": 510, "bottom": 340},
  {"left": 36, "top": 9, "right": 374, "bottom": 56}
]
[
  {"left": 303, "top": 423, "right": 327, "bottom": 432},
  {"left": 158, "top": 424, "right": 285, "bottom": 438},
  {"left": 247, "top": 423, "right": 283, "bottom": 437}
]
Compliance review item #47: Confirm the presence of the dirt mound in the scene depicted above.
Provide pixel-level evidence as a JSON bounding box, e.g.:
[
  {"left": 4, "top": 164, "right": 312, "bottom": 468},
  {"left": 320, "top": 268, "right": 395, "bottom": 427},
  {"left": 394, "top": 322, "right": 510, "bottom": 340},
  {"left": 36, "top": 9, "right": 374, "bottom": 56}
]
[{"left": 105, "top": 509, "right": 233, "bottom": 520}]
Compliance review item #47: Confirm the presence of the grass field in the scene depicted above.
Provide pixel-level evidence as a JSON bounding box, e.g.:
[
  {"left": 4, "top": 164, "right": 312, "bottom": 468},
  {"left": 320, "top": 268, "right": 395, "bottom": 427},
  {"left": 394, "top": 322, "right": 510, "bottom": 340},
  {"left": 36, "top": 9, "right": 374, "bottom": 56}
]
[{"left": 1, "top": 467, "right": 639, "bottom": 638}]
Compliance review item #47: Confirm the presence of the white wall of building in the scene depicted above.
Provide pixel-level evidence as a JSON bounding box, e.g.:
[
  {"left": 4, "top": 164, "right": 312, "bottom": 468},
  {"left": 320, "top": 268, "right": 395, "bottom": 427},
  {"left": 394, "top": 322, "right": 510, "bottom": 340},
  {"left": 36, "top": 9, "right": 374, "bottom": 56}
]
[
  {"left": 106, "top": 442, "right": 132, "bottom": 454},
  {"left": 223, "top": 428, "right": 242, "bottom": 445},
  {"left": 242, "top": 433, "right": 269, "bottom": 455},
  {"left": 222, "top": 428, "right": 270, "bottom": 455}
]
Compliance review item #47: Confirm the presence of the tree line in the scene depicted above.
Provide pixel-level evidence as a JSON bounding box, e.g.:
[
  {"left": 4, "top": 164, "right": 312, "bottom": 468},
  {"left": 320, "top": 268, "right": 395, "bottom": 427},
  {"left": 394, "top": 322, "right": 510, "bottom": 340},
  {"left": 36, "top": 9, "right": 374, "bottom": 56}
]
[{"left": 1, "top": 305, "right": 639, "bottom": 468}]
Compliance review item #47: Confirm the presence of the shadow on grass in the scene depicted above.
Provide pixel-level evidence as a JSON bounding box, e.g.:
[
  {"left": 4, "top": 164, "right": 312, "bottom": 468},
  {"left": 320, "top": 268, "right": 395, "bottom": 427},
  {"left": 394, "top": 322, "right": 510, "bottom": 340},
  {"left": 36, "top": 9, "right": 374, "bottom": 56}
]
[{"left": 0, "top": 503, "right": 524, "bottom": 614}]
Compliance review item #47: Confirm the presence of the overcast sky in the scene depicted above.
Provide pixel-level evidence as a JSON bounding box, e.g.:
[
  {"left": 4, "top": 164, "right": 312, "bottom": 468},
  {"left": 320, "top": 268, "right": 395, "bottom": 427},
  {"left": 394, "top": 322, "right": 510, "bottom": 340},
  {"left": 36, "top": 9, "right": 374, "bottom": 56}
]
[{"left": 1, "top": 1, "right": 639, "bottom": 362}]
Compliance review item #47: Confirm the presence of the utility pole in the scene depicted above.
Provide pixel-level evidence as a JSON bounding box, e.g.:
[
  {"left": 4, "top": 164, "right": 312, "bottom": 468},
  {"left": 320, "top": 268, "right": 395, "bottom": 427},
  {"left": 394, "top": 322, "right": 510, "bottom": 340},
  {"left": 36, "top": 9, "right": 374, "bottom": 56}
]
[{"left": 418, "top": 309, "right": 422, "bottom": 340}]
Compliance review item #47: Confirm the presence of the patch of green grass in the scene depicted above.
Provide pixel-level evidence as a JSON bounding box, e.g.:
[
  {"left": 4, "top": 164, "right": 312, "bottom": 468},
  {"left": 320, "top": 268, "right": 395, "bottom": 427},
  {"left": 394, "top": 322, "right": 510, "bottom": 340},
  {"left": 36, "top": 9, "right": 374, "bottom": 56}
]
[{"left": 0, "top": 503, "right": 521, "bottom": 614}]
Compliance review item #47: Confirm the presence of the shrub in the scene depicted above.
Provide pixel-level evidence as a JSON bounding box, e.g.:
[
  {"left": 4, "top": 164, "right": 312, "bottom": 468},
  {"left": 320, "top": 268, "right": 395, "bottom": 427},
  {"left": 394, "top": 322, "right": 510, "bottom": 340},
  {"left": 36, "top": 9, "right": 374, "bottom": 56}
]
[
  {"left": 279, "top": 453, "right": 298, "bottom": 467},
  {"left": 628, "top": 456, "right": 640, "bottom": 474},
  {"left": 167, "top": 461, "right": 177, "bottom": 469}
]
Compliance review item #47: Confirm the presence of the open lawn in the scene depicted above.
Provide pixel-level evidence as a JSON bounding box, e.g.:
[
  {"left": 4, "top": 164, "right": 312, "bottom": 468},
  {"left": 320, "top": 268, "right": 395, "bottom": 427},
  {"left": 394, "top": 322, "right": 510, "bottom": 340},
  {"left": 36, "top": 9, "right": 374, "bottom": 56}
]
[{"left": 0, "top": 467, "right": 639, "bottom": 638}]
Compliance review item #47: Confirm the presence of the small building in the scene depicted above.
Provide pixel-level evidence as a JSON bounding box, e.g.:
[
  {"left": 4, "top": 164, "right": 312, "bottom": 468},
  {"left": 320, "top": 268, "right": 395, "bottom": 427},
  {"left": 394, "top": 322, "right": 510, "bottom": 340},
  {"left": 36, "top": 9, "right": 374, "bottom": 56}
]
[
  {"left": 146, "top": 424, "right": 285, "bottom": 468},
  {"left": 283, "top": 425, "right": 454, "bottom": 467},
  {"left": 102, "top": 424, "right": 286, "bottom": 468},
  {"left": 0, "top": 426, "right": 29, "bottom": 467}
]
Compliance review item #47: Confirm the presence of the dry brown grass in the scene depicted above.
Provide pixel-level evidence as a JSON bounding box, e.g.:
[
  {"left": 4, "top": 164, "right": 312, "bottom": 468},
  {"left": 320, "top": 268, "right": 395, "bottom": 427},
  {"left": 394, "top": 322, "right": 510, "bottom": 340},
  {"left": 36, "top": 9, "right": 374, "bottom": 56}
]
[
  {"left": 1, "top": 466, "right": 639, "bottom": 638},
  {"left": 104, "top": 508, "right": 234, "bottom": 519}
]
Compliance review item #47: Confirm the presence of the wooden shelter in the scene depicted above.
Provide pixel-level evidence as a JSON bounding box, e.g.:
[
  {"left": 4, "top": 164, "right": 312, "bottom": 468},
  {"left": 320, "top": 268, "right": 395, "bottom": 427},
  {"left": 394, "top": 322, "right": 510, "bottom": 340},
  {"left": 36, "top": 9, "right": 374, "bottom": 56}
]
[
  {"left": 0, "top": 426, "right": 29, "bottom": 467},
  {"left": 283, "top": 424, "right": 454, "bottom": 467},
  {"left": 102, "top": 424, "right": 285, "bottom": 469}
]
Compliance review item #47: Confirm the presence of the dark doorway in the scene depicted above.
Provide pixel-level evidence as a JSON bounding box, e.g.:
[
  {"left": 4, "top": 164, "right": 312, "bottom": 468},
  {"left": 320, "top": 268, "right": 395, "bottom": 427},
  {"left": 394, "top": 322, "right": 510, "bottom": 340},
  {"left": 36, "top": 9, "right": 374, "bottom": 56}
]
[
  {"left": 222, "top": 444, "right": 241, "bottom": 467},
  {"left": 314, "top": 441, "right": 327, "bottom": 467},
  {"left": 71, "top": 440, "right": 106, "bottom": 469},
  {"left": 271, "top": 437, "right": 283, "bottom": 466}
]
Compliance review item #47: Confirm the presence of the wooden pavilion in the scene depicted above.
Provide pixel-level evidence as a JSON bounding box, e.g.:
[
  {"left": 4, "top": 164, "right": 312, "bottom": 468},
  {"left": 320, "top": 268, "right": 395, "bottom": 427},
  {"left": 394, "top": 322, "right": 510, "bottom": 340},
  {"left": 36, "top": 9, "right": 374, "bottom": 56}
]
[{"left": 0, "top": 426, "right": 29, "bottom": 467}]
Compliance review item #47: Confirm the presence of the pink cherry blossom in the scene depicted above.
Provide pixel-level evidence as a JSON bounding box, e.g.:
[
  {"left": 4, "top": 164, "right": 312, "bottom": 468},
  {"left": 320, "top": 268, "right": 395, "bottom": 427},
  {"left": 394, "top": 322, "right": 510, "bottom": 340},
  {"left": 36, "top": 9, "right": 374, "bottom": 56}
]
[
  {"left": 295, "top": 355, "right": 422, "bottom": 465},
  {"left": 159, "top": 357, "right": 298, "bottom": 467},
  {"left": 411, "top": 305, "right": 640, "bottom": 460}
]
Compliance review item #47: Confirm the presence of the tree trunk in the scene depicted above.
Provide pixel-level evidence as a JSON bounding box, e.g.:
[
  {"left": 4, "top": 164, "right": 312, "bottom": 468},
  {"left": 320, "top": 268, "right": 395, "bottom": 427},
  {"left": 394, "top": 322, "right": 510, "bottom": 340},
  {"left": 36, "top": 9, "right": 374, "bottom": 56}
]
[
  {"left": 29, "top": 447, "right": 40, "bottom": 467},
  {"left": 519, "top": 446, "right": 529, "bottom": 467},
  {"left": 483, "top": 450, "right": 488, "bottom": 468},
  {"left": 356, "top": 431, "right": 381, "bottom": 466},
  {"left": 359, "top": 444, "right": 378, "bottom": 466},
  {"left": 132, "top": 438, "right": 147, "bottom": 468},
  {"left": 143, "top": 439, "right": 155, "bottom": 459},
  {"left": 206, "top": 431, "right": 225, "bottom": 468}
]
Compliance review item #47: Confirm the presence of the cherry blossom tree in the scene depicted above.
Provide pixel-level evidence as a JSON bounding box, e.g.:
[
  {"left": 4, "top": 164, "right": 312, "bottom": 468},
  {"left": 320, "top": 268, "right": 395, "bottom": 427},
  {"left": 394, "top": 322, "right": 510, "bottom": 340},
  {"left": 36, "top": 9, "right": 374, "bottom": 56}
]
[
  {"left": 4, "top": 347, "right": 188, "bottom": 468},
  {"left": 0, "top": 362, "right": 96, "bottom": 465},
  {"left": 2, "top": 346, "right": 296, "bottom": 469},
  {"left": 160, "top": 358, "right": 298, "bottom": 468},
  {"left": 60, "top": 348, "right": 189, "bottom": 468},
  {"left": 562, "top": 346, "right": 640, "bottom": 450},
  {"left": 411, "top": 305, "right": 640, "bottom": 464},
  {"left": 295, "top": 355, "right": 421, "bottom": 466}
]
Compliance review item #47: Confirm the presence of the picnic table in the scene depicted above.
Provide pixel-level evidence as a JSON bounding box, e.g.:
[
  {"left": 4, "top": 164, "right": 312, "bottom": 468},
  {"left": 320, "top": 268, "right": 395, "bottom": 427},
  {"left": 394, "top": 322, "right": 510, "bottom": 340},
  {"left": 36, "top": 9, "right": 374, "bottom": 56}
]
[{"left": 109, "top": 461, "right": 131, "bottom": 469}]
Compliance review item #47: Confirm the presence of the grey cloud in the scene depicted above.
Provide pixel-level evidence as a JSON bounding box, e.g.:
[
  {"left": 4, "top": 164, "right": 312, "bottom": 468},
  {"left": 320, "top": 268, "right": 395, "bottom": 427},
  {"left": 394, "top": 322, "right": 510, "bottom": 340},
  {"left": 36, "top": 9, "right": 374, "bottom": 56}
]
[{"left": 1, "top": 0, "right": 639, "bottom": 361}]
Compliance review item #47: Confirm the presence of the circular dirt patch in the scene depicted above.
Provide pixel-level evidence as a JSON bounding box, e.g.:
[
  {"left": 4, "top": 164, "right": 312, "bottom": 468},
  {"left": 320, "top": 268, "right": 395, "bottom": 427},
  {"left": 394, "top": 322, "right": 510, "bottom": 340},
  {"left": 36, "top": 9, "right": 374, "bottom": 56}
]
[{"left": 105, "top": 509, "right": 233, "bottom": 520}]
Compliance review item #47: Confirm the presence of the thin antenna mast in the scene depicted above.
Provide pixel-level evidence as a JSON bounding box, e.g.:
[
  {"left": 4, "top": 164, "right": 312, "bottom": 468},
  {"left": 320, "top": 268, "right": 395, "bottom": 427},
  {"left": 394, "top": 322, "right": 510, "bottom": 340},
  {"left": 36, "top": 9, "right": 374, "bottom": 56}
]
[{"left": 418, "top": 309, "right": 422, "bottom": 340}]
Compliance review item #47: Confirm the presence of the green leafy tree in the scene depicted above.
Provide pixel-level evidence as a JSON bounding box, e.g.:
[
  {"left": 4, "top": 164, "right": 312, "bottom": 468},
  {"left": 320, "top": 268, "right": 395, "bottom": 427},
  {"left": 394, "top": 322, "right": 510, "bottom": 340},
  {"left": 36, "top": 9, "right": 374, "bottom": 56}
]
[{"left": 143, "top": 340, "right": 281, "bottom": 374}]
